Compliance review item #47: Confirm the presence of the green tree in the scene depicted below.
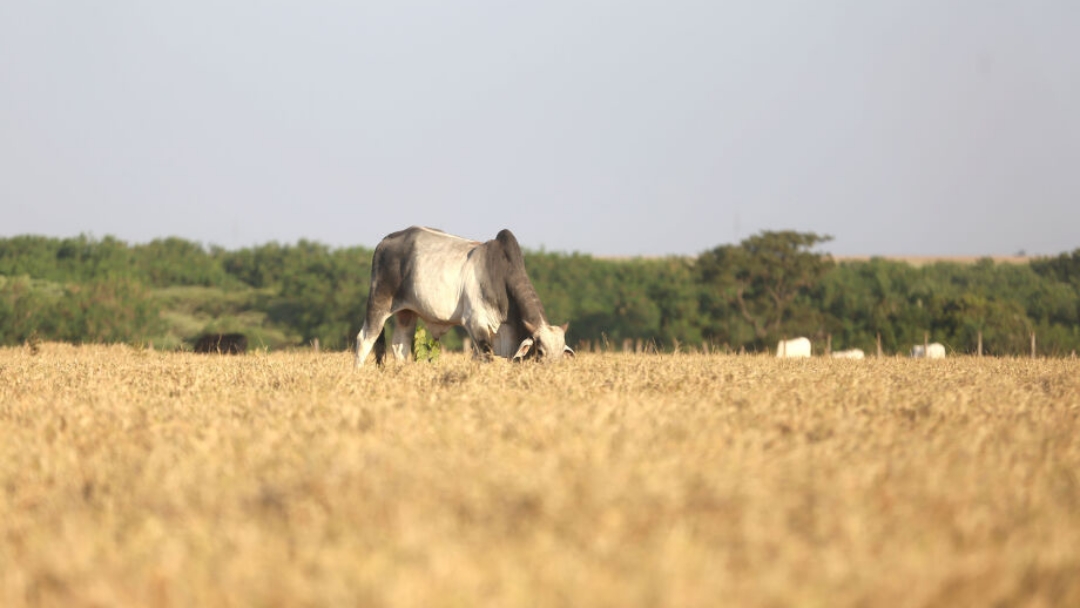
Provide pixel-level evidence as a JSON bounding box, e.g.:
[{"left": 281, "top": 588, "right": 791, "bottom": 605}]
[
  {"left": 644, "top": 257, "right": 704, "bottom": 346},
  {"left": 696, "top": 231, "right": 834, "bottom": 344},
  {"left": 220, "top": 242, "right": 292, "bottom": 289},
  {"left": 66, "top": 278, "right": 163, "bottom": 343},
  {"left": 132, "top": 238, "right": 230, "bottom": 287},
  {"left": 55, "top": 235, "right": 132, "bottom": 280},
  {"left": 269, "top": 241, "right": 373, "bottom": 349},
  {"left": 3, "top": 232, "right": 1079, "bottom": 355},
  {"left": 0, "top": 277, "right": 55, "bottom": 344},
  {"left": 937, "top": 293, "right": 1031, "bottom": 355},
  {"left": 1030, "top": 248, "right": 1080, "bottom": 287}
]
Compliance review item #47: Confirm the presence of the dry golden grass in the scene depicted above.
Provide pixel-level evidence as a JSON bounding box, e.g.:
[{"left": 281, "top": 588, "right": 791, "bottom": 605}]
[
  {"left": 832, "top": 255, "right": 1033, "bottom": 267},
  {"left": 1, "top": 344, "right": 1078, "bottom": 607}
]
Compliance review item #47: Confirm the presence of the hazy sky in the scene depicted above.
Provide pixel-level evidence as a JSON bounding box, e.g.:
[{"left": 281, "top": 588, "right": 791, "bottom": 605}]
[{"left": 2, "top": 1, "right": 1078, "bottom": 256}]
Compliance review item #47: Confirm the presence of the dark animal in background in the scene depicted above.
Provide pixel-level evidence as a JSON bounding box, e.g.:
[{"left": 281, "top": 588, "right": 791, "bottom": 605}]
[{"left": 193, "top": 333, "right": 248, "bottom": 355}]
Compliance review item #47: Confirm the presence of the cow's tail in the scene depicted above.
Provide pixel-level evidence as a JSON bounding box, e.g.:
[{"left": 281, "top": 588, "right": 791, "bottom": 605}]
[{"left": 373, "top": 331, "right": 387, "bottom": 366}]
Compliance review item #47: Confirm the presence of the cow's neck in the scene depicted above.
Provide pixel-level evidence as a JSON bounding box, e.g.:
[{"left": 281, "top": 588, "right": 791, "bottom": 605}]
[{"left": 505, "top": 280, "right": 547, "bottom": 334}]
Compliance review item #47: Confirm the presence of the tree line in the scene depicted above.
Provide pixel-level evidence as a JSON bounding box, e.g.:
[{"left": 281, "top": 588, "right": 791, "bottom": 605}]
[{"left": 1, "top": 232, "right": 1079, "bottom": 356}]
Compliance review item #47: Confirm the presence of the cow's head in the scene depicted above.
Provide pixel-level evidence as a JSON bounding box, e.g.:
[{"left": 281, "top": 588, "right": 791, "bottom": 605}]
[{"left": 513, "top": 321, "right": 575, "bottom": 363}]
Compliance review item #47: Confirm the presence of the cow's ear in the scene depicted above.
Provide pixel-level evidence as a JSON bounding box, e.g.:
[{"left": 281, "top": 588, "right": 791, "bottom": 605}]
[
  {"left": 559, "top": 322, "right": 569, "bottom": 333},
  {"left": 512, "top": 338, "right": 534, "bottom": 362},
  {"left": 563, "top": 345, "right": 575, "bottom": 358}
]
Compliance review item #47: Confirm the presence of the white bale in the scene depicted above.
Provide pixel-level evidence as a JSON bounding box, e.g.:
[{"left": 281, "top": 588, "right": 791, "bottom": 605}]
[
  {"left": 830, "top": 348, "right": 865, "bottom": 359},
  {"left": 776, "top": 337, "right": 811, "bottom": 358},
  {"left": 911, "top": 343, "right": 946, "bottom": 359}
]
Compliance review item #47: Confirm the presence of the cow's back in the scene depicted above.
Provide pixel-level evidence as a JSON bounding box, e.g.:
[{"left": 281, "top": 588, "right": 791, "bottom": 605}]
[{"left": 372, "top": 227, "right": 478, "bottom": 323}]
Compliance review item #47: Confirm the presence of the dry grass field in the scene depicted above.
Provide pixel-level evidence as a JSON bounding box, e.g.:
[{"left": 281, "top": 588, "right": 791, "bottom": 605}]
[
  {"left": 832, "top": 255, "right": 1034, "bottom": 266},
  {"left": 1, "top": 345, "right": 1078, "bottom": 607}
]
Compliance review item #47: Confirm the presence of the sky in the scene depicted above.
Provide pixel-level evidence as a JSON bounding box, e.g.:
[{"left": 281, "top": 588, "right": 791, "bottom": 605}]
[{"left": 1, "top": 1, "right": 1078, "bottom": 257}]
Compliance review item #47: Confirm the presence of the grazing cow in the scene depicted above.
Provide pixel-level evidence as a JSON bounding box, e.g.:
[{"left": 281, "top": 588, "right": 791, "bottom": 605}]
[
  {"left": 193, "top": 333, "right": 247, "bottom": 355},
  {"left": 355, "top": 227, "right": 574, "bottom": 367},
  {"left": 830, "top": 348, "right": 865, "bottom": 359},
  {"left": 776, "top": 337, "right": 812, "bottom": 358},
  {"left": 911, "top": 343, "right": 946, "bottom": 359}
]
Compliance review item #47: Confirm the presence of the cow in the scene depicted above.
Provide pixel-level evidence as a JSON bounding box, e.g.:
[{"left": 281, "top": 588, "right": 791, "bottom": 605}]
[
  {"left": 193, "top": 333, "right": 247, "bottom": 355},
  {"left": 830, "top": 348, "right": 865, "bottom": 359},
  {"left": 354, "top": 227, "right": 574, "bottom": 367},
  {"left": 911, "top": 343, "right": 946, "bottom": 359},
  {"left": 776, "top": 337, "right": 811, "bottom": 358}
]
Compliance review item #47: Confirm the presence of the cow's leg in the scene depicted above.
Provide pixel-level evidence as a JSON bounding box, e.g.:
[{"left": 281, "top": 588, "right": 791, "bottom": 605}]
[
  {"left": 474, "top": 337, "right": 496, "bottom": 361},
  {"left": 465, "top": 326, "right": 496, "bottom": 362},
  {"left": 355, "top": 299, "right": 393, "bottom": 368},
  {"left": 391, "top": 310, "right": 418, "bottom": 362}
]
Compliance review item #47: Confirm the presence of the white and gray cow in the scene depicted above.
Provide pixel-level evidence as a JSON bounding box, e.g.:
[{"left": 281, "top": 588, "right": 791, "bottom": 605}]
[{"left": 355, "top": 227, "right": 573, "bottom": 367}]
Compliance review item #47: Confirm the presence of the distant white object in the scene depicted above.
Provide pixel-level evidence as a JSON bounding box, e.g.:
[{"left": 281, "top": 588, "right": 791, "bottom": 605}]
[
  {"left": 911, "top": 343, "right": 946, "bottom": 359},
  {"left": 776, "top": 337, "right": 812, "bottom": 358},
  {"left": 830, "top": 348, "right": 865, "bottom": 359}
]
